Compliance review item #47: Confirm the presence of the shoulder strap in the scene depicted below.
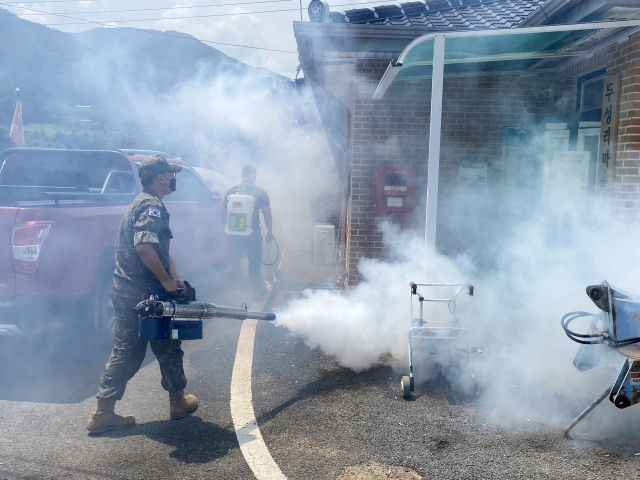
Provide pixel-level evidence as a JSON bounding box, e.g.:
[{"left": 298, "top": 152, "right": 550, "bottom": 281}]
[{"left": 236, "top": 185, "right": 256, "bottom": 196}]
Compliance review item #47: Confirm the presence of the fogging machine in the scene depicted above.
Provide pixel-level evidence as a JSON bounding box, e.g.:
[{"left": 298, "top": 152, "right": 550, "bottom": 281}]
[
  {"left": 561, "top": 281, "right": 640, "bottom": 437},
  {"left": 135, "top": 282, "right": 275, "bottom": 341}
]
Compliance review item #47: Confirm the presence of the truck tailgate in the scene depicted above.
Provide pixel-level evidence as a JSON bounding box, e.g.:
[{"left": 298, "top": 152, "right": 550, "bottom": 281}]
[{"left": 0, "top": 208, "right": 18, "bottom": 296}]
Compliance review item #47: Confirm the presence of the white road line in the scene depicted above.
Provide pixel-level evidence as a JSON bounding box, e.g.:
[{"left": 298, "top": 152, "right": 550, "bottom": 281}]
[{"left": 230, "top": 318, "right": 287, "bottom": 480}]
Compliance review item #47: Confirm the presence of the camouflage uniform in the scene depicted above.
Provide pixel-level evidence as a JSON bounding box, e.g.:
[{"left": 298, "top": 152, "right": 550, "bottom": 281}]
[{"left": 97, "top": 187, "right": 186, "bottom": 400}]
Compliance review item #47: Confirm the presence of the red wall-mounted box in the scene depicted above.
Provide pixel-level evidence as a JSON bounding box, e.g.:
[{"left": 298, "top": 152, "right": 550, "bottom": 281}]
[{"left": 375, "top": 165, "right": 416, "bottom": 215}]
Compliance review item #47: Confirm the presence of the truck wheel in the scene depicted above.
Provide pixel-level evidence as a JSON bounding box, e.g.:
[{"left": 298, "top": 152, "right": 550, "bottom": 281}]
[{"left": 95, "top": 278, "right": 115, "bottom": 338}]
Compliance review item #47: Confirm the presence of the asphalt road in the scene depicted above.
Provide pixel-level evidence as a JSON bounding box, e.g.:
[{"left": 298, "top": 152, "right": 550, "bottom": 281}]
[{"left": 1, "top": 288, "right": 640, "bottom": 479}]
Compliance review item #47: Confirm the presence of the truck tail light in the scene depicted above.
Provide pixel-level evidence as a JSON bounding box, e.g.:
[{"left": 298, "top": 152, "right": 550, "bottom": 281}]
[{"left": 12, "top": 222, "right": 53, "bottom": 274}]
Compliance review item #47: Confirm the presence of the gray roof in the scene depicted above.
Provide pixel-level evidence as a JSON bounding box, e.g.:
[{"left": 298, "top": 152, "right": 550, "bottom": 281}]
[{"left": 329, "top": 0, "right": 546, "bottom": 28}]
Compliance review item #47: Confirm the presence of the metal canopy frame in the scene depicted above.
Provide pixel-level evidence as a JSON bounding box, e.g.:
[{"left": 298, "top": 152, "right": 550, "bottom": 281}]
[{"left": 371, "top": 20, "right": 640, "bottom": 257}]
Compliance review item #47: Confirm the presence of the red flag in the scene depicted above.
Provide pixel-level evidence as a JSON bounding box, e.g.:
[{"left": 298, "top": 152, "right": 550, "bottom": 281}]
[{"left": 9, "top": 100, "right": 24, "bottom": 148}]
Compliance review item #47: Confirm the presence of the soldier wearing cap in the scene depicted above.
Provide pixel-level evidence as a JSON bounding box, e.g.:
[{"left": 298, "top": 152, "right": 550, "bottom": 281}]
[{"left": 87, "top": 155, "right": 198, "bottom": 434}]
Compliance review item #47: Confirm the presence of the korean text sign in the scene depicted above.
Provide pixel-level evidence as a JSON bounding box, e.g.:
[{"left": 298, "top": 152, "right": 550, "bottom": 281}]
[{"left": 598, "top": 73, "right": 621, "bottom": 194}]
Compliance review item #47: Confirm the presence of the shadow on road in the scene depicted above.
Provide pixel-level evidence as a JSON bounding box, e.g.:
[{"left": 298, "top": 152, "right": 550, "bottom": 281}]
[
  {"left": 256, "top": 361, "right": 397, "bottom": 425},
  {"left": 0, "top": 452, "right": 133, "bottom": 480},
  {"left": 0, "top": 279, "right": 253, "bottom": 406},
  {"left": 99, "top": 415, "right": 238, "bottom": 463},
  {"left": 0, "top": 326, "right": 150, "bottom": 404}
]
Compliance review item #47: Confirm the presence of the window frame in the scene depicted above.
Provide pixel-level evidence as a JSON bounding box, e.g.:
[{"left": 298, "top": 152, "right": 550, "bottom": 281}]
[{"left": 577, "top": 68, "right": 606, "bottom": 113}]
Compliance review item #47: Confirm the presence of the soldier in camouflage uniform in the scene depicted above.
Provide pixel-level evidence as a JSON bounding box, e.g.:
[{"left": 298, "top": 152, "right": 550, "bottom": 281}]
[{"left": 87, "top": 156, "right": 198, "bottom": 434}]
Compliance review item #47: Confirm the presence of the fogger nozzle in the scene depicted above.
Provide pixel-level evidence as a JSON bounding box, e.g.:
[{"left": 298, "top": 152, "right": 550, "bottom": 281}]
[{"left": 135, "top": 300, "right": 276, "bottom": 322}]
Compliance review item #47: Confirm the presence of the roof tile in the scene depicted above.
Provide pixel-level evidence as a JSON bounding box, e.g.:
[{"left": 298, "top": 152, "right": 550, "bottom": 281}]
[{"left": 329, "top": 0, "right": 546, "bottom": 28}]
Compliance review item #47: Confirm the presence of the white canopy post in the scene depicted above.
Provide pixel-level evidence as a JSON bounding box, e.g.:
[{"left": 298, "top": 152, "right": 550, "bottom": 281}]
[{"left": 425, "top": 34, "right": 445, "bottom": 257}]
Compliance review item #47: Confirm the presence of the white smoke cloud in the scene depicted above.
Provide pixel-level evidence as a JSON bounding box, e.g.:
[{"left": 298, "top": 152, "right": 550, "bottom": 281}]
[
  {"left": 159, "top": 70, "right": 342, "bottom": 252},
  {"left": 275, "top": 189, "right": 640, "bottom": 418},
  {"left": 277, "top": 223, "right": 473, "bottom": 371}
]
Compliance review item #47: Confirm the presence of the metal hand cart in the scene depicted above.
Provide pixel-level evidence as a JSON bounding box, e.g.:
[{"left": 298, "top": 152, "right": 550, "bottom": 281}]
[{"left": 400, "top": 282, "right": 475, "bottom": 399}]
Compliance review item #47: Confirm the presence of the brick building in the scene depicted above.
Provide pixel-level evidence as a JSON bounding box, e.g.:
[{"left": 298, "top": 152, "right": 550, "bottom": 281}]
[{"left": 295, "top": 0, "right": 640, "bottom": 287}]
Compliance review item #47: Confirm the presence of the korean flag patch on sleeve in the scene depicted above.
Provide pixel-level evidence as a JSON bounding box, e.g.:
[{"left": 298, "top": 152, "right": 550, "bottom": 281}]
[{"left": 149, "top": 207, "right": 161, "bottom": 218}]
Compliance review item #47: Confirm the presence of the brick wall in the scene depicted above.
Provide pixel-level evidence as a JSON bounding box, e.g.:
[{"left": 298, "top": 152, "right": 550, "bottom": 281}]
[
  {"left": 609, "top": 32, "right": 640, "bottom": 222},
  {"left": 562, "top": 31, "right": 640, "bottom": 223},
  {"left": 348, "top": 59, "right": 429, "bottom": 286},
  {"left": 346, "top": 60, "right": 560, "bottom": 286}
]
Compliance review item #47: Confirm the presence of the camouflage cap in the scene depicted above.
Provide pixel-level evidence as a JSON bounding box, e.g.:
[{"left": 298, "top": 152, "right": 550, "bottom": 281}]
[{"left": 138, "top": 155, "right": 182, "bottom": 182}]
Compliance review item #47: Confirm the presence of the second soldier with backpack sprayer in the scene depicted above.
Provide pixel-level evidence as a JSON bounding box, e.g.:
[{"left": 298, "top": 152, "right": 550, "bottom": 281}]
[{"left": 223, "top": 165, "right": 273, "bottom": 298}]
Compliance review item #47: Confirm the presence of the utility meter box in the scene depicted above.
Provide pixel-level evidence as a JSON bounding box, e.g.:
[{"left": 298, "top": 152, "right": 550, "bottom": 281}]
[
  {"left": 313, "top": 225, "right": 335, "bottom": 266},
  {"left": 375, "top": 166, "right": 416, "bottom": 215},
  {"left": 457, "top": 158, "right": 488, "bottom": 184}
]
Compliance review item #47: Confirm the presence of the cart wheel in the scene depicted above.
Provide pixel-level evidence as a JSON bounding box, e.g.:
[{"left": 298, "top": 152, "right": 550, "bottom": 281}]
[{"left": 401, "top": 376, "right": 412, "bottom": 399}]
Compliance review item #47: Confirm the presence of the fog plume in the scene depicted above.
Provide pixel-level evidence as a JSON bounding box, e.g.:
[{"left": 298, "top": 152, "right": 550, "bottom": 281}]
[{"left": 276, "top": 184, "right": 640, "bottom": 417}]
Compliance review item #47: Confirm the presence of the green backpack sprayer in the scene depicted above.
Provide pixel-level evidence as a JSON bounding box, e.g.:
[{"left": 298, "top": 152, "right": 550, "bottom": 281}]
[{"left": 225, "top": 186, "right": 255, "bottom": 236}]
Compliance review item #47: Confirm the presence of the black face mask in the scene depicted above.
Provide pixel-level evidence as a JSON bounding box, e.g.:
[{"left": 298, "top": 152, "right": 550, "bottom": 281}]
[{"left": 169, "top": 177, "right": 176, "bottom": 192}]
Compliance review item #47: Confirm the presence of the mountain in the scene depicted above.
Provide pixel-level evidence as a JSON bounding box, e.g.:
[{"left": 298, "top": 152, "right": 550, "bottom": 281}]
[
  {"left": 72, "top": 28, "right": 286, "bottom": 94},
  {"left": 0, "top": 8, "right": 98, "bottom": 126},
  {"left": 0, "top": 8, "right": 290, "bottom": 151}
]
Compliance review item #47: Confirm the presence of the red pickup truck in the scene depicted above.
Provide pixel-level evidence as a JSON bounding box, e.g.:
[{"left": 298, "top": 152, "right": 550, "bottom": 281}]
[{"left": 0, "top": 148, "right": 228, "bottom": 336}]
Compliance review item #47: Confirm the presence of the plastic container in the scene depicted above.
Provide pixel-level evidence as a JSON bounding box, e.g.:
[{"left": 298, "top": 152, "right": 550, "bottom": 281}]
[{"left": 225, "top": 187, "right": 255, "bottom": 236}]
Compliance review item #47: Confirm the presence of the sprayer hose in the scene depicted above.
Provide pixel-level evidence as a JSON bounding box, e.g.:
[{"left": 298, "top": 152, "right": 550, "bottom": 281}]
[
  {"left": 561, "top": 311, "right": 605, "bottom": 345},
  {"left": 560, "top": 311, "right": 640, "bottom": 347},
  {"left": 262, "top": 236, "right": 280, "bottom": 266}
]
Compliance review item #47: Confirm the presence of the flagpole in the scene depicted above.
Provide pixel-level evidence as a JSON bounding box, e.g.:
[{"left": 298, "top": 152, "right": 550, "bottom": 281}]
[
  {"left": 16, "top": 87, "right": 23, "bottom": 148},
  {"left": 17, "top": 88, "right": 23, "bottom": 147}
]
